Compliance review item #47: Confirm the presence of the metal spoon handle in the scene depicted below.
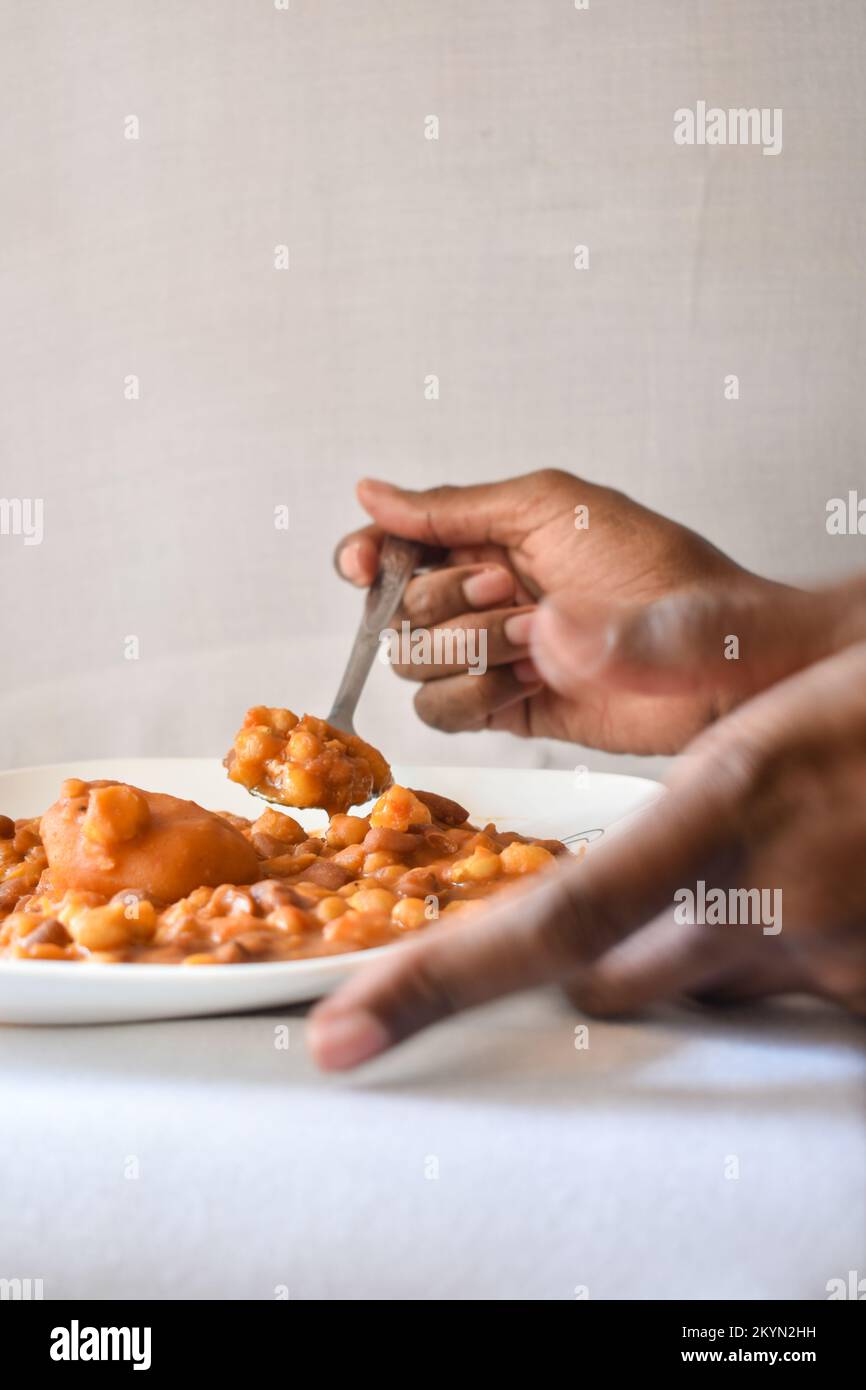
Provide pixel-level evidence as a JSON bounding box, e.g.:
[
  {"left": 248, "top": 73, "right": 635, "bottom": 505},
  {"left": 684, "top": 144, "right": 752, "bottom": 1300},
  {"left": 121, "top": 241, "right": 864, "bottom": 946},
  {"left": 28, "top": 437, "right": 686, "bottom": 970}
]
[{"left": 326, "top": 535, "right": 421, "bottom": 735}]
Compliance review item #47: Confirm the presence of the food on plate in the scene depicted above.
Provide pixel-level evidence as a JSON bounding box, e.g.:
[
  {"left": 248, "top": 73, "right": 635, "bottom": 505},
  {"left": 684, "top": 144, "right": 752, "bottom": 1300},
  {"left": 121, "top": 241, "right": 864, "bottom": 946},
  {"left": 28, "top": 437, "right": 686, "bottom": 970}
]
[
  {"left": 225, "top": 706, "right": 392, "bottom": 817},
  {"left": 0, "top": 778, "right": 568, "bottom": 966},
  {"left": 40, "top": 779, "right": 259, "bottom": 901}
]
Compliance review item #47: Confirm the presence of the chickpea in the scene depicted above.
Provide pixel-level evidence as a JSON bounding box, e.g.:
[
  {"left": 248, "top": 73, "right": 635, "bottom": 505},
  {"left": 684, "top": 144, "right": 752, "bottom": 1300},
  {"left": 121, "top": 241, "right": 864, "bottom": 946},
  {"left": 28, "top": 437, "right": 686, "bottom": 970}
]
[
  {"left": 373, "top": 864, "right": 405, "bottom": 888},
  {"left": 370, "top": 786, "right": 432, "bottom": 833},
  {"left": 323, "top": 910, "right": 362, "bottom": 943},
  {"left": 500, "top": 842, "right": 555, "bottom": 875},
  {"left": 279, "top": 765, "right": 322, "bottom": 807},
  {"left": 268, "top": 708, "right": 299, "bottom": 734},
  {"left": 251, "top": 807, "right": 306, "bottom": 844},
  {"left": 293, "top": 880, "right": 330, "bottom": 902},
  {"left": 332, "top": 844, "right": 366, "bottom": 874},
  {"left": 391, "top": 897, "right": 428, "bottom": 931},
  {"left": 267, "top": 904, "right": 312, "bottom": 935},
  {"left": 128, "top": 900, "right": 157, "bottom": 940},
  {"left": 327, "top": 814, "right": 369, "bottom": 848},
  {"left": 315, "top": 896, "right": 347, "bottom": 923},
  {"left": 448, "top": 846, "right": 502, "bottom": 884},
  {"left": 236, "top": 727, "right": 280, "bottom": 763},
  {"left": 69, "top": 903, "right": 135, "bottom": 952},
  {"left": 363, "top": 850, "right": 399, "bottom": 873},
  {"left": 348, "top": 888, "right": 397, "bottom": 915},
  {"left": 289, "top": 729, "right": 321, "bottom": 762}
]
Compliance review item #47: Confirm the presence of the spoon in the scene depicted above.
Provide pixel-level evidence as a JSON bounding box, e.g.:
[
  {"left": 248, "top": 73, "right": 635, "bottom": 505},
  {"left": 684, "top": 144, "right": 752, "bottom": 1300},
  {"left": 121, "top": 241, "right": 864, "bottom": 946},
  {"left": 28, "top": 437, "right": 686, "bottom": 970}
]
[
  {"left": 326, "top": 534, "right": 422, "bottom": 735},
  {"left": 239, "top": 535, "right": 420, "bottom": 810}
]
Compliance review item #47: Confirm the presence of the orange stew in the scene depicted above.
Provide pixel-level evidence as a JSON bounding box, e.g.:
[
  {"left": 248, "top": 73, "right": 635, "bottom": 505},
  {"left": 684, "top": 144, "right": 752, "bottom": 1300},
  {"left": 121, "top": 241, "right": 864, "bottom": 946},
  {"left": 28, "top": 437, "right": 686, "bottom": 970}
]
[
  {"left": 0, "top": 780, "right": 568, "bottom": 965},
  {"left": 225, "top": 707, "right": 392, "bottom": 817}
]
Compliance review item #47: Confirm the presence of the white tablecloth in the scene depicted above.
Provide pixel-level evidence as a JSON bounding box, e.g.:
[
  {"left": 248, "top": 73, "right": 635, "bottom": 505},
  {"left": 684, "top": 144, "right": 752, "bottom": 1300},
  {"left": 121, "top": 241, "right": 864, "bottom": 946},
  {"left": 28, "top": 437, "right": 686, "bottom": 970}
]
[{"left": 2, "top": 993, "right": 863, "bottom": 1301}]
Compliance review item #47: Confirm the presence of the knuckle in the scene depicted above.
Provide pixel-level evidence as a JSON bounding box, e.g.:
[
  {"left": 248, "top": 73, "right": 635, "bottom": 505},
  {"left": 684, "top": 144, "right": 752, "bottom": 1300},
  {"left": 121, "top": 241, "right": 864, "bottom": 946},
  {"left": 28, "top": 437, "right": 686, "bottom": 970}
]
[
  {"left": 534, "top": 877, "right": 623, "bottom": 966},
  {"left": 423, "top": 484, "right": 457, "bottom": 505},
  {"left": 533, "top": 467, "right": 573, "bottom": 492},
  {"left": 566, "top": 974, "right": 625, "bottom": 1019},
  {"left": 414, "top": 680, "right": 485, "bottom": 733},
  {"left": 405, "top": 584, "right": 441, "bottom": 629},
  {"left": 806, "top": 939, "right": 866, "bottom": 1011},
  {"left": 675, "top": 719, "right": 778, "bottom": 813},
  {"left": 413, "top": 684, "right": 453, "bottom": 730},
  {"left": 400, "top": 952, "right": 462, "bottom": 1024},
  {"left": 391, "top": 660, "right": 424, "bottom": 683},
  {"left": 615, "top": 592, "right": 712, "bottom": 670}
]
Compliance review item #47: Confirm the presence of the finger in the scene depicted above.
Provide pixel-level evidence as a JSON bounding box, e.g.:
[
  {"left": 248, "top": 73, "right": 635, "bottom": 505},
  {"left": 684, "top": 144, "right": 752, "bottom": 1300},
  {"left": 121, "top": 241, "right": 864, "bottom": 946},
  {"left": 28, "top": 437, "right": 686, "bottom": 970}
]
[
  {"left": 533, "top": 581, "right": 862, "bottom": 704},
  {"left": 413, "top": 664, "right": 542, "bottom": 730},
  {"left": 401, "top": 564, "right": 515, "bottom": 628},
  {"left": 333, "top": 522, "right": 445, "bottom": 588},
  {"left": 797, "top": 927, "right": 866, "bottom": 1016},
  {"left": 356, "top": 474, "right": 552, "bottom": 550},
  {"left": 389, "top": 607, "right": 536, "bottom": 682},
  {"left": 307, "top": 772, "right": 738, "bottom": 1069},
  {"left": 332, "top": 524, "right": 386, "bottom": 587},
  {"left": 564, "top": 913, "right": 749, "bottom": 1017},
  {"left": 691, "top": 954, "right": 812, "bottom": 1004}
]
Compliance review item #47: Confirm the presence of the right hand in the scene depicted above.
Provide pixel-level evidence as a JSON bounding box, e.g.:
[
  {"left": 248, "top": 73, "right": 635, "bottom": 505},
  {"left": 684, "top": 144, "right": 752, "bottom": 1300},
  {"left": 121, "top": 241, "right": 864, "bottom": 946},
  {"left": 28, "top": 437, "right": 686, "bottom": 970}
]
[{"left": 336, "top": 471, "right": 782, "bottom": 754}]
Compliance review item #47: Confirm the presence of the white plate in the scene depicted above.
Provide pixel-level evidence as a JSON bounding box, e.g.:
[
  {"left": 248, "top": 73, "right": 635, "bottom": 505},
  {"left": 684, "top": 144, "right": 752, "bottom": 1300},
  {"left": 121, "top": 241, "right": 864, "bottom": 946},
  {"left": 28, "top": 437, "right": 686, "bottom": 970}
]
[{"left": 0, "top": 759, "right": 663, "bottom": 1025}]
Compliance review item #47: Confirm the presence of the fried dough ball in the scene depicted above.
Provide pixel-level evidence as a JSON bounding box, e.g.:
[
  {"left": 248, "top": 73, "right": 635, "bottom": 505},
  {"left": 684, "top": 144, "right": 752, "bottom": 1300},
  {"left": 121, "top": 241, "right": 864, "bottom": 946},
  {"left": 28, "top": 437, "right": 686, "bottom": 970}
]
[{"left": 40, "top": 779, "right": 258, "bottom": 903}]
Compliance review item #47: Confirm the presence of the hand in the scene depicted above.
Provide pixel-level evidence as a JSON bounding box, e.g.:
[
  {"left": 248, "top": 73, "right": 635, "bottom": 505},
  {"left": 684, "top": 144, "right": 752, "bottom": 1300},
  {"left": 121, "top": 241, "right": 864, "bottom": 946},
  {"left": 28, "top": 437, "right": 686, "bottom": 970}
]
[
  {"left": 308, "top": 584, "right": 866, "bottom": 1070},
  {"left": 335, "top": 471, "right": 775, "bottom": 753}
]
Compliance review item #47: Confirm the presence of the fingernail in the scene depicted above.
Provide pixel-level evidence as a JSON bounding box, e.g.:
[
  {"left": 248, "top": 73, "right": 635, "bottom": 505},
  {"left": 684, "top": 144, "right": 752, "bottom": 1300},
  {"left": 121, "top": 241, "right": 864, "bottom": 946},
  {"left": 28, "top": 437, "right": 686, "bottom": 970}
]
[
  {"left": 339, "top": 542, "right": 366, "bottom": 583},
  {"left": 528, "top": 606, "right": 617, "bottom": 695},
  {"left": 565, "top": 623, "right": 609, "bottom": 671},
  {"left": 359, "top": 478, "right": 397, "bottom": 495},
  {"left": 530, "top": 600, "right": 614, "bottom": 664},
  {"left": 308, "top": 1010, "right": 391, "bottom": 1071},
  {"left": 504, "top": 610, "right": 535, "bottom": 647},
  {"left": 462, "top": 567, "right": 514, "bottom": 608},
  {"left": 513, "top": 657, "right": 542, "bottom": 684}
]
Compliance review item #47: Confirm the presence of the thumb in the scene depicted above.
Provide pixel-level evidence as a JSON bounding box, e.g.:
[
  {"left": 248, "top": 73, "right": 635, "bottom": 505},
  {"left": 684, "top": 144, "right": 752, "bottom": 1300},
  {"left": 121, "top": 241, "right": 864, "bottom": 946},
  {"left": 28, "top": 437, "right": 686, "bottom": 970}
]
[
  {"left": 356, "top": 475, "right": 544, "bottom": 551},
  {"left": 531, "top": 578, "right": 866, "bottom": 702}
]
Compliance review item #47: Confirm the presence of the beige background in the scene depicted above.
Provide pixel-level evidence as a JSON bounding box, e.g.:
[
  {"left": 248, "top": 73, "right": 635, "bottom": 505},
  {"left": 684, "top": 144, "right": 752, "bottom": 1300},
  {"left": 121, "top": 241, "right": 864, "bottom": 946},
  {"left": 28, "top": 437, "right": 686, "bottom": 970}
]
[{"left": 1, "top": 0, "right": 864, "bottom": 776}]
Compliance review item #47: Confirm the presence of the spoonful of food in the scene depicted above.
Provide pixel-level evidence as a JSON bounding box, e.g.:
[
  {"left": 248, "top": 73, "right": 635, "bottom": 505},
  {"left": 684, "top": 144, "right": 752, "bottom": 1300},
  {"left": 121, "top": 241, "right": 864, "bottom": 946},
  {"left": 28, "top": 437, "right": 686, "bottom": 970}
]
[{"left": 224, "top": 535, "right": 422, "bottom": 816}]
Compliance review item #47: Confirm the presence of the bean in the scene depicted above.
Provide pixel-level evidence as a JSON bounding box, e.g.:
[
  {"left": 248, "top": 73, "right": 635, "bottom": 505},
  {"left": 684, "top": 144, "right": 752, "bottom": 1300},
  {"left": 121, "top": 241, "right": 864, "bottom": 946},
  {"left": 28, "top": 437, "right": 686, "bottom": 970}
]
[
  {"left": 250, "top": 879, "right": 304, "bottom": 912},
  {"left": 251, "top": 832, "right": 289, "bottom": 858},
  {"left": 0, "top": 878, "right": 28, "bottom": 912},
  {"left": 23, "top": 919, "right": 72, "bottom": 947},
  {"left": 394, "top": 867, "right": 438, "bottom": 898},
  {"left": 299, "top": 859, "right": 352, "bottom": 890},
  {"left": 409, "top": 789, "right": 470, "bottom": 826},
  {"left": 362, "top": 826, "right": 419, "bottom": 855}
]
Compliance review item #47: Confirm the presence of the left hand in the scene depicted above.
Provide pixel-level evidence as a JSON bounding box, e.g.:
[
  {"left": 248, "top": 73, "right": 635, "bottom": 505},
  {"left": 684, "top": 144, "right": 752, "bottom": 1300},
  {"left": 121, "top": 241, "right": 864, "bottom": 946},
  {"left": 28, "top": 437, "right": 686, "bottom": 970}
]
[{"left": 308, "top": 590, "right": 866, "bottom": 1070}]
